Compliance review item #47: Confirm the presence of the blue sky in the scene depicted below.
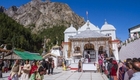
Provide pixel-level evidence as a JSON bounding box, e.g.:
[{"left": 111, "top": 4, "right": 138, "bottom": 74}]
[{"left": 1, "top": 0, "right": 140, "bottom": 41}]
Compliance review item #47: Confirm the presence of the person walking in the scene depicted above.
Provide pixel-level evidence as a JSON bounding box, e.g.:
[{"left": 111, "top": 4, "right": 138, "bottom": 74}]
[
  {"left": 36, "top": 66, "right": 45, "bottom": 80},
  {"left": 78, "top": 60, "right": 82, "bottom": 72},
  {"left": 118, "top": 62, "right": 126, "bottom": 80},
  {"left": 110, "top": 60, "right": 118, "bottom": 80},
  {"left": 20, "top": 59, "right": 31, "bottom": 80},
  {"left": 123, "top": 59, "right": 134, "bottom": 80},
  {"left": 50, "top": 60, "right": 55, "bottom": 74},
  {"left": 10, "top": 59, "right": 21, "bottom": 80},
  {"left": 29, "top": 62, "right": 44, "bottom": 80},
  {"left": 41, "top": 59, "right": 47, "bottom": 75},
  {"left": 98, "top": 59, "right": 103, "bottom": 74},
  {"left": 29, "top": 61, "right": 38, "bottom": 77}
]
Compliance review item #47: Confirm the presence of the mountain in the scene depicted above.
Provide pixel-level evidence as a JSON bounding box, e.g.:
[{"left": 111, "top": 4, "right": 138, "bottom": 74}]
[
  {"left": 0, "top": 12, "right": 42, "bottom": 52},
  {"left": 3, "top": 0, "right": 85, "bottom": 33}
]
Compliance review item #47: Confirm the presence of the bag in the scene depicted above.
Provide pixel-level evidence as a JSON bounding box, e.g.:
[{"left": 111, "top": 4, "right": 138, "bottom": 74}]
[{"left": 104, "top": 69, "right": 108, "bottom": 75}]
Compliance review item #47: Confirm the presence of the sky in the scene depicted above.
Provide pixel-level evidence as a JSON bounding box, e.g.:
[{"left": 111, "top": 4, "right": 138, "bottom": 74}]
[{"left": 1, "top": 0, "right": 140, "bottom": 41}]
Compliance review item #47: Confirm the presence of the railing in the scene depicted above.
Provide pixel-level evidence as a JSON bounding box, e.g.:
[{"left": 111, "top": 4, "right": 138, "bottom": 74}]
[{"left": 120, "top": 35, "right": 140, "bottom": 47}]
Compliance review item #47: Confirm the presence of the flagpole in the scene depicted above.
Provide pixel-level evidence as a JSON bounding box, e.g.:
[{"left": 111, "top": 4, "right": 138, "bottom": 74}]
[{"left": 86, "top": 11, "right": 88, "bottom": 20}]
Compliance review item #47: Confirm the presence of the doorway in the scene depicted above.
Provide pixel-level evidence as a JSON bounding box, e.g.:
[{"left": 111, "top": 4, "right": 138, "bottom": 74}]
[{"left": 83, "top": 42, "right": 96, "bottom": 62}]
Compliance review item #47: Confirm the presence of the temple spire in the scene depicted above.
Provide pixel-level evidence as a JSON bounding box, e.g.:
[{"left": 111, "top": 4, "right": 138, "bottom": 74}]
[
  {"left": 105, "top": 19, "right": 108, "bottom": 24},
  {"left": 86, "top": 20, "right": 90, "bottom": 30}
]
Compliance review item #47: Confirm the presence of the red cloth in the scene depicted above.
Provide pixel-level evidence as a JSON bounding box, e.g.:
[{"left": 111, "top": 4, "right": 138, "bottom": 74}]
[
  {"left": 110, "top": 66, "right": 117, "bottom": 76},
  {"left": 98, "top": 59, "right": 103, "bottom": 65},
  {"left": 30, "top": 65, "right": 38, "bottom": 75},
  {"left": 112, "top": 60, "right": 117, "bottom": 65}
]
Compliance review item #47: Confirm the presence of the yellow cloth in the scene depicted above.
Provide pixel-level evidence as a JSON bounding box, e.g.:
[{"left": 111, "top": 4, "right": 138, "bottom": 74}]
[{"left": 62, "top": 62, "right": 66, "bottom": 71}]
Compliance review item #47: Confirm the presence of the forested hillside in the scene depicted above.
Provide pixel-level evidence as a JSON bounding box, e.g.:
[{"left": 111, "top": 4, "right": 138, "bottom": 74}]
[
  {"left": 40, "top": 25, "right": 67, "bottom": 49},
  {"left": 0, "top": 12, "right": 67, "bottom": 53},
  {"left": 0, "top": 12, "right": 42, "bottom": 52}
]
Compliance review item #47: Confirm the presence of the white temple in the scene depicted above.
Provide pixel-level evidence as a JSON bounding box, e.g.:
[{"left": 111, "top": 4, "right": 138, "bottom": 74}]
[
  {"left": 63, "top": 20, "right": 119, "bottom": 66},
  {"left": 43, "top": 45, "right": 63, "bottom": 68}
]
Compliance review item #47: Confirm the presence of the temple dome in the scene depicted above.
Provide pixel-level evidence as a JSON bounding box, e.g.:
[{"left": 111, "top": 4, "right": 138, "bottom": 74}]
[
  {"left": 78, "top": 20, "right": 100, "bottom": 32},
  {"left": 101, "top": 21, "right": 116, "bottom": 30},
  {"left": 64, "top": 24, "right": 77, "bottom": 33}
]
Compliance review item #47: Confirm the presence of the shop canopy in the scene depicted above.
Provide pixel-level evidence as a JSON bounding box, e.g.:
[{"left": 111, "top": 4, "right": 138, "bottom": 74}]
[{"left": 13, "top": 50, "right": 43, "bottom": 60}]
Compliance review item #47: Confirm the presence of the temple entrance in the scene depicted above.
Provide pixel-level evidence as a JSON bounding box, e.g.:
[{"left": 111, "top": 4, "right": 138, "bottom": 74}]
[
  {"left": 98, "top": 46, "right": 108, "bottom": 59},
  {"left": 83, "top": 42, "right": 96, "bottom": 62}
]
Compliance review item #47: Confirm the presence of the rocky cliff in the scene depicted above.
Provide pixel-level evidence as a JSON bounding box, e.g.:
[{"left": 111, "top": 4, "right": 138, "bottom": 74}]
[{"left": 2, "top": 0, "right": 85, "bottom": 33}]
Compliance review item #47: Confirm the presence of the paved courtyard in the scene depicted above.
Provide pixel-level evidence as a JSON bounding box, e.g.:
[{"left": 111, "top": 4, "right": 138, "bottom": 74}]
[{"left": 1, "top": 68, "right": 108, "bottom": 80}]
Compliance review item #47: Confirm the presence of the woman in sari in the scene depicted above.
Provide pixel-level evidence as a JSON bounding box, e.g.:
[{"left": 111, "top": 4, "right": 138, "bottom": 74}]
[
  {"left": 36, "top": 66, "right": 45, "bottom": 80},
  {"left": 29, "top": 61, "right": 38, "bottom": 77},
  {"left": 110, "top": 60, "right": 118, "bottom": 80},
  {"left": 118, "top": 62, "right": 126, "bottom": 80},
  {"left": 29, "top": 61, "right": 45, "bottom": 80},
  {"left": 30, "top": 61, "right": 38, "bottom": 76},
  {"left": 20, "top": 59, "right": 31, "bottom": 80}
]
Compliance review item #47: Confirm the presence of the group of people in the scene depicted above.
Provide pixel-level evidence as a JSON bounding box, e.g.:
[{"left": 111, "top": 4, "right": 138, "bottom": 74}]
[
  {"left": 83, "top": 52, "right": 140, "bottom": 80},
  {"left": 99, "top": 57, "right": 140, "bottom": 80},
  {"left": 0, "top": 59, "right": 55, "bottom": 80}
]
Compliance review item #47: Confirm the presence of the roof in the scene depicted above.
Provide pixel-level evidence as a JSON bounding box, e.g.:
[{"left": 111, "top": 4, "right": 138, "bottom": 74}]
[
  {"left": 101, "top": 21, "right": 116, "bottom": 30},
  {"left": 71, "top": 28, "right": 108, "bottom": 39},
  {"left": 4, "top": 53, "right": 22, "bottom": 59},
  {"left": 13, "top": 50, "right": 43, "bottom": 60},
  {"left": 64, "top": 24, "right": 77, "bottom": 33},
  {"left": 0, "top": 48, "right": 11, "bottom": 52},
  {"left": 52, "top": 45, "right": 60, "bottom": 48},
  {"left": 43, "top": 53, "right": 57, "bottom": 58},
  {"left": 119, "top": 38, "right": 140, "bottom": 61},
  {"left": 78, "top": 20, "right": 100, "bottom": 32},
  {"left": 128, "top": 24, "right": 140, "bottom": 32}
]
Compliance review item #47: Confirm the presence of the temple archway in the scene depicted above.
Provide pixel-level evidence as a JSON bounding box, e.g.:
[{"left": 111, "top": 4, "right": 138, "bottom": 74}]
[
  {"left": 83, "top": 42, "right": 95, "bottom": 62},
  {"left": 98, "top": 46, "right": 108, "bottom": 59},
  {"left": 84, "top": 42, "right": 94, "bottom": 50},
  {"left": 98, "top": 46, "right": 104, "bottom": 55}
]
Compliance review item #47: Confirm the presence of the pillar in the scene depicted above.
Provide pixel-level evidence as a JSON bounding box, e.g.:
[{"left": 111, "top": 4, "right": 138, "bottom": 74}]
[
  {"left": 56, "top": 56, "right": 58, "bottom": 68},
  {"left": 106, "top": 46, "right": 109, "bottom": 57},
  {"left": 95, "top": 49, "right": 98, "bottom": 63}
]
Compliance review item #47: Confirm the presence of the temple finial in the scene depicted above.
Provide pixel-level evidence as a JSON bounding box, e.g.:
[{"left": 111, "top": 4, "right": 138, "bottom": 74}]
[{"left": 105, "top": 19, "right": 108, "bottom": 24}]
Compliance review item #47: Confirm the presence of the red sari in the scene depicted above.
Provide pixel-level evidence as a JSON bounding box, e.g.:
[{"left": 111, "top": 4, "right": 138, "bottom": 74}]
[
  {"left": 110, "top": 60, "right": 118, "bottom": 80},
  {"left": 30, "top": 65, "right": 38, "bottom": 76}
]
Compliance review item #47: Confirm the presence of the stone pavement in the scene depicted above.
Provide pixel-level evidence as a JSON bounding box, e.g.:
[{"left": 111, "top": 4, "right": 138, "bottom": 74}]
[{"left": 1, "top": 68, "right": 108, "bottom": 80}]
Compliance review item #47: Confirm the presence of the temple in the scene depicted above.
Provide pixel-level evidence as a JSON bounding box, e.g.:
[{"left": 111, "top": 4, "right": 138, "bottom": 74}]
[{"left": 63, "top": 20, "right": 119, "bottom": 70}]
